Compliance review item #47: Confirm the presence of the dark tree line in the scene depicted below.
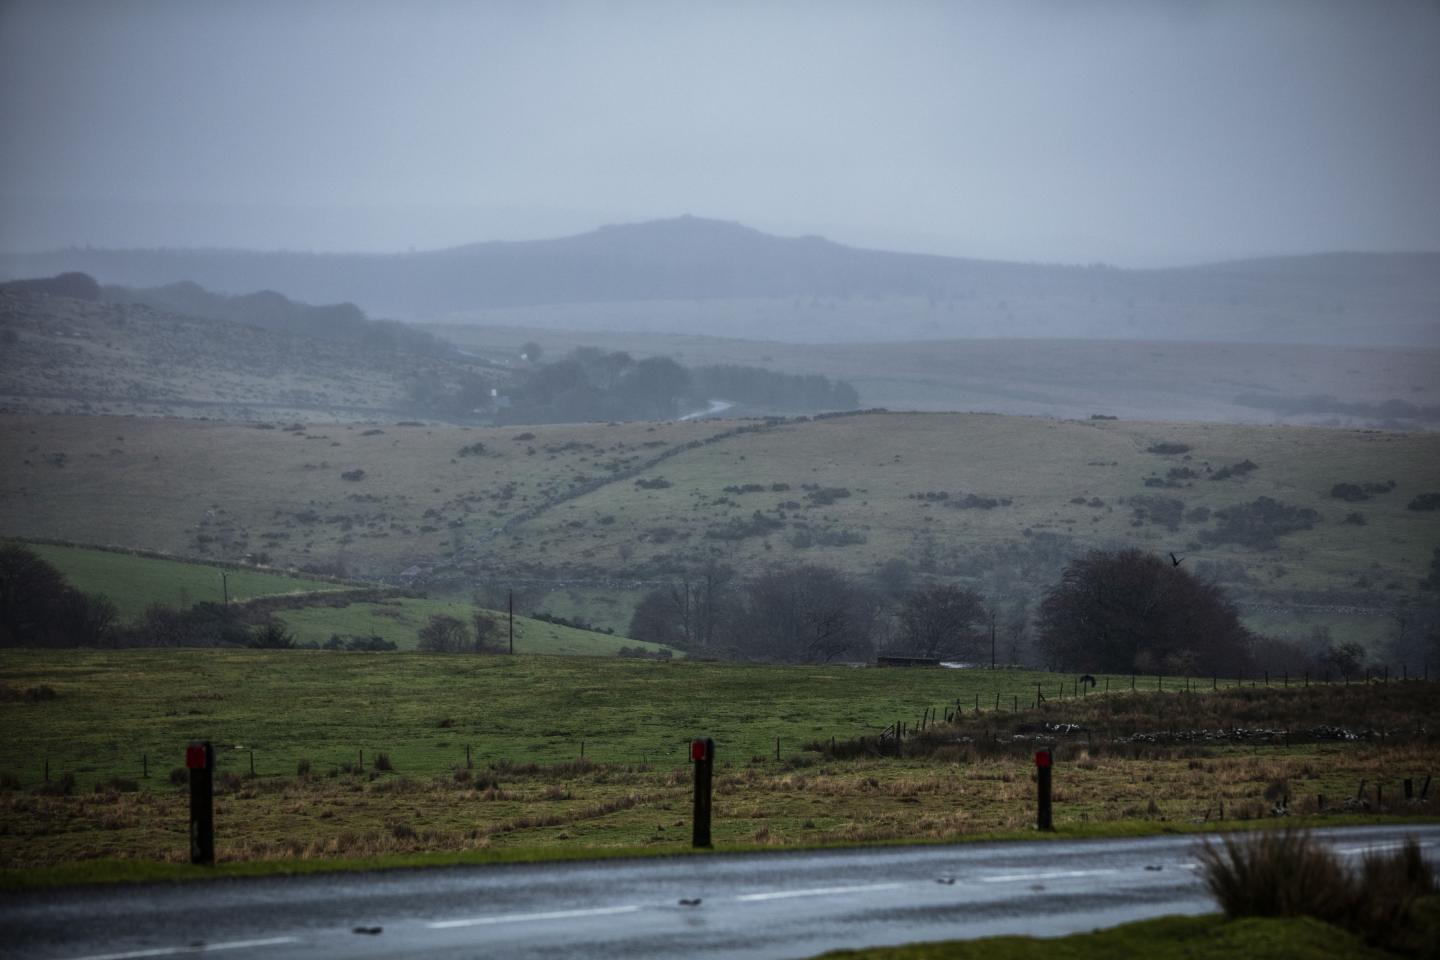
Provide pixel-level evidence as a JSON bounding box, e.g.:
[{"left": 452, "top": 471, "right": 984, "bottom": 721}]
[
  {"left": 690, "top": 365, "right": 860, "bottom": 412},
  {"left": 628, "top": 561, "right": 989, "bottom": 664},
  {"left": 0, "top": 545, "right": 118, "bottom": 647},
  {"left": 499, "top": 348, "right": 861, "bottom": 424}
]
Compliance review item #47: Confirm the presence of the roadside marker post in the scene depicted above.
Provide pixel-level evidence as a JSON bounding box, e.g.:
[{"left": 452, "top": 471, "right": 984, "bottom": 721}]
[
  {"left": 691, "top": 737, "right": 715, "bottom": 849},
  {"left": 1035, "top": 748, "right": 1054, "bottom": 832},
  {"left": 186, "top": 741, "right": 215, "bottom": 866}
]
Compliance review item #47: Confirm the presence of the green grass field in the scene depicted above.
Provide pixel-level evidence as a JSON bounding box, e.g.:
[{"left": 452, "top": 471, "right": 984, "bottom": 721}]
[
  {"left": 1, "top": 650, "right": 1434, "bottom": 874},
  {"left": 21, "top": 542, "right": 343, "bottom": 621},
  {"left": 12, "top": 540, "right": 670, "bottom": 656},
  {"left": 1, "top": 650, "right": 1088, "bottom": 783},
  {"left": 270, "top": 595, "right": 668, "bottom": 655}
]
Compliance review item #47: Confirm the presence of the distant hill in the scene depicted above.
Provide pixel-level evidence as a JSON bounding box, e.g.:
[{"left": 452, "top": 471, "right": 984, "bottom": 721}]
[
  {"left": 104, "top": 280, "right": 452, "bottom": 356},
  {"left": 0, "top": 282, "right": 517, "bottom": 421},
  {"left": 2, "top": 217, "right": 1437, "bottom": 345}
]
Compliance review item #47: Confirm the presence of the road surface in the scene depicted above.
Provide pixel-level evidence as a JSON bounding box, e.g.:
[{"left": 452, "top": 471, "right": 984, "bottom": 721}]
[{"left": 3, "top": 824, "right": 1436, "bottom": 960}]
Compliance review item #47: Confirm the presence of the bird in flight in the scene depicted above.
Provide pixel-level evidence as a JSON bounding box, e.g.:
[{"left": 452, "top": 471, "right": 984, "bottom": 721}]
[{"left": 1170, "top": 552, "right": 1184, "bottom": 567}]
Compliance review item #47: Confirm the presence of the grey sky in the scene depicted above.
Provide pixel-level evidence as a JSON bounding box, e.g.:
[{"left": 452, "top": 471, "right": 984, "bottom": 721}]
[{"left": 2, "top": 0, "right": 1437, "bottom": 266}]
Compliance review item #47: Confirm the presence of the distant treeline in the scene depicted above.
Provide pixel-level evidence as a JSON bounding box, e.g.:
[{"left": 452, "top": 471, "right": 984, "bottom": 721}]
[
  {"left": 500, "top": 347, "right": 860, "bottom": 424},
  {"left": 691, "top": 364, "right": 859, "bottom": 411},
  {"left": 104, "top": 280, "right": 454, "bottom": 357},
  {"left": 1234, "top": 393, "right": 1440, "bottom": 423}
]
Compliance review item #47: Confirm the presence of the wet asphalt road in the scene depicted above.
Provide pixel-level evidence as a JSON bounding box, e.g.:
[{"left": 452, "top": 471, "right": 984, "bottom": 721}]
[{"left": 4, "top": 824, "right": 1437, "bottom": 960}]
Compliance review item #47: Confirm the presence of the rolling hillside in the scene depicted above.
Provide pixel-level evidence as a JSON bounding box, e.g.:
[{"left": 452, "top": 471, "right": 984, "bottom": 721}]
[
  {"left": 15, "top": 541, "right": 669, "bottom": 656},
  {"left": 0, "top": 286, "right": 518, "bottom": 421},
  {"left": 3, "top": 411, "right": 1436, "bottom": 648}
]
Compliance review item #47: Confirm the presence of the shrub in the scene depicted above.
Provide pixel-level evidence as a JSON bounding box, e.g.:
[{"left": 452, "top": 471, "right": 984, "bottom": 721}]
[
  {"left": 97, "top": 777, "right": 139, "bottom": 793},
  {"left": 296, "top": 757, "right": 312, "bottom": 776},
  {"left": 169, "top": 767, "right": 188, "bottom": 786},
  {"left": 35, "top": 772, "right": 76, "bottom": 796},
  {"left": 804, "top": 486, "right": 851, "bottom": 505},
  {"left": 1408, "top": 492, "right": 1440, "bottom": 511},
  {"left": 1200, "top": 497, "right": 1319, "bottom": 549},
  {"left": 246, "top": 623, "right": 295, "bottom": 649},
  {"left": 373, "top": 752, "right": 393, "bottom": 772},
  {"left": 635, "top": 477, "right": 672, "bottom": 490},
  {"left": 458, "top": 441, "right": 487, "bottom": 456},
  {"left": 345, "top": 635, "right": 396, "bottom": 651},
  {"left": 1210, "top": 459, "right": 1258, "bottom": 481},
  {"left": 1146, "top": 442, "right": 1191, "bottom": 455},
  {"left": 1128, "top": 495, "right": 1184, "bottom": 531},
  {"left": 942, "top": 493, "right": 1011, "bottom": 510},
  {"left": 705, "top": 511, "right": 784, "bottom": 541},
  {"left": 340, "top": 469, "right": 366, "bottom": 482},
  {"left": 616, "top": 645, "right": 673, "bottom": 659},
  {"left": 1331, "top": 482, "right": 1370, "bottom": 502},
  {"left": 1198, "top": 829, "right": 1437, "bottom": 954}
]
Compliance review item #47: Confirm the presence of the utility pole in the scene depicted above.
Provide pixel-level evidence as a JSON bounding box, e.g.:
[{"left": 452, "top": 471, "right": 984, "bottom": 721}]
[
  {"left": 221, "top": 571, "right": 229, "bottom": 605},
  {"left": 508, "top": 590, "right": 514, "bottom": 654}
]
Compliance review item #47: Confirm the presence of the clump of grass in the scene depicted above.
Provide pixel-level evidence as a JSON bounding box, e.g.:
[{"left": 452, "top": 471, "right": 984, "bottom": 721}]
[
  {"left": 372, "top": 752, "right": 393, "bottom": 772},
  {"left": 34, "top": 773, "right": 76, "bottom": 796},
  {"left": 1198, "top": 828, "right": 1437, "bottom": 953},
  {"left": 95, "top": 777, "right": 139, "bottom": 794}
]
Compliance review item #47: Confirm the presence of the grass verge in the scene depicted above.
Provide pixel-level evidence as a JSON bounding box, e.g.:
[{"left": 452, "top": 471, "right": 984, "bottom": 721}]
[{"left": 813, "top": 912, "right": 1413, "bottom": 960}]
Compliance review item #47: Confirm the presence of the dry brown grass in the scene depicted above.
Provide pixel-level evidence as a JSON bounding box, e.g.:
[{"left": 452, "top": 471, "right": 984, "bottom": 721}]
[{"left": 1199, "top": 828, "right": 1438, "bottom": 955}]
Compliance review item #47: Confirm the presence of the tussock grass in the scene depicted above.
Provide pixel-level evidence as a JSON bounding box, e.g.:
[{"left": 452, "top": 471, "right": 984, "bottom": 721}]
[{"left": 1198, "top": 828, "right": 1438, "bottom": 955}]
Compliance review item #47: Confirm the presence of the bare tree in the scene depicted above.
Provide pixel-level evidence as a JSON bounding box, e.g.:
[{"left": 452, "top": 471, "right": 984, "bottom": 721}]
[
  {"left": 629, "top": 558, "right": 737, "bottom": 653},
  {"left": 418, "top": 614, "right": 471, "bottom": 653},
  {"left": 895, "top": 583, "right": 986, "bottom": 659},
  {"left": 472, "top": 610, "right": 500, "bottom": 652},
  {"left": 736, "top": 564, "right": 875, "bottom": 663}
]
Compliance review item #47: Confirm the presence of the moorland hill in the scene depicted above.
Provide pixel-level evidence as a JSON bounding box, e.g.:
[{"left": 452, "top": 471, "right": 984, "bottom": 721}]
[{"left": 3, "top": 218, "right": 1436, "bottom": 344}]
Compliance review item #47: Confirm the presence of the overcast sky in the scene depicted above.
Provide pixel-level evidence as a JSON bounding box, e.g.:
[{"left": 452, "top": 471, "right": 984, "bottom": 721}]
[{"left": 2, "top": 0, "right": 1437, "bottom": 266}]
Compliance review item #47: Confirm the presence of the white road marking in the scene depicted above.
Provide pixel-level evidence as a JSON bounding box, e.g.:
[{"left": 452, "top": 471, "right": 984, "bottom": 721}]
[
  {"left": 981, "top": 869, "right": 1118, "bottom": 884},
  {"left": 428, "top": 905, "right": 641, "bottom": 929},
  {"left": 735, "top": 882, "right": 904, "bottom": 902},
  {"left": 68, "top": 938, "right": 299, "bottom": 960},
  {"left": 1334, "top": 841, "right": 1422, "bottom": 856}
]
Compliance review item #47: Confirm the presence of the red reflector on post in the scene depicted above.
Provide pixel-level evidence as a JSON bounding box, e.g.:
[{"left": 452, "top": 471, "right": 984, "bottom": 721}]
[
  {"left": 690, "top": 739, "right": 708, "bottom": 762},
  {"left": 1035, "top": 750, "right": 1051, "bottom": 768},
  {"left": 186, "top": 745, "right": 207, "bottom": 769}
]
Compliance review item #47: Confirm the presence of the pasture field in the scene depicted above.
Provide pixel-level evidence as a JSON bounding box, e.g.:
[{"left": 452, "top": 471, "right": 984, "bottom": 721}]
[
  {"left": 267, "top": 595, "right": 668, "bottom": 655},
  {"left": 1, "top": 650, "right": 1434, "bottom": 874},
  {"left": 14, "top": 540, "right": 673, "bottom": 656},
  {"left": 3, "top": 411, "right": 1438, "bottom": 655},
  {"left": 20, "top": 542, "right": 343, "bottom": 621}
]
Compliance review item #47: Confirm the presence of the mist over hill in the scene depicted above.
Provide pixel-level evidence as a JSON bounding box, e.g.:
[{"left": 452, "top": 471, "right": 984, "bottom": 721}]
[
  {"left": 103, "top": 280, "right": 452, "bottom": 357},
  {"left": 3, "top": 217, "right": 1436, "bottom": 346}
]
